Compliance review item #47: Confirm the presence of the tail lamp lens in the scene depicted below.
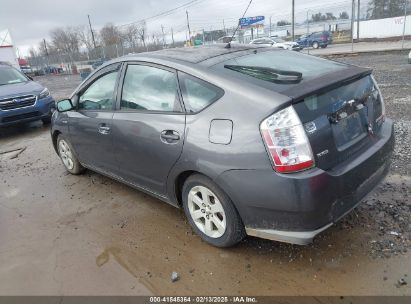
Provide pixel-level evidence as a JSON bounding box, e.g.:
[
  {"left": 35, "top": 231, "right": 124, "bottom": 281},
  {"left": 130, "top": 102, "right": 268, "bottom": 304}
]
[{"left": 260, "top": 106, "right": 314, "bottom": 173}]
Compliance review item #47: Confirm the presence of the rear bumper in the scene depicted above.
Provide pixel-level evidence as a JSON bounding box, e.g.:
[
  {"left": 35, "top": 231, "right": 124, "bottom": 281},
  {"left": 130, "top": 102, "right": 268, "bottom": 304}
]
[
  {"left": 0, "top": 96, "right": 55, "bottom": 126},
  {"left": 215, "top": 119, "right": 394, "bottom": 244}
]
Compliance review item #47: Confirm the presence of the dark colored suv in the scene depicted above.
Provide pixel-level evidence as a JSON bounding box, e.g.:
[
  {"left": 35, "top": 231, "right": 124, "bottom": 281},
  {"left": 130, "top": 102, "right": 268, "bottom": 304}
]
[
  {"left": 297, "top": 31, "right": 332, "bottom": 49},
  {"left": 0, "top": 63, "right": 55, "bottom": 126},
  {"left": 51, "top": 45, "right": 394, "bottom": 247}
]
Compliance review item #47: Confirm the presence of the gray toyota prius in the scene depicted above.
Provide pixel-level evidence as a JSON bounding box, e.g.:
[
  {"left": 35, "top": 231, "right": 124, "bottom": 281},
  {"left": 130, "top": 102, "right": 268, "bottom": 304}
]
[{"left": 51, "top": 45, "right": 394, "bottom": 247}]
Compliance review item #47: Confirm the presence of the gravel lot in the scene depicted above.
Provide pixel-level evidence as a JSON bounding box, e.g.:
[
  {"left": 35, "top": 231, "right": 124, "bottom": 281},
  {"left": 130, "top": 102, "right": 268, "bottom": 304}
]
[{"left": 0, "top": 52, "right": 410, "bottom": 296}]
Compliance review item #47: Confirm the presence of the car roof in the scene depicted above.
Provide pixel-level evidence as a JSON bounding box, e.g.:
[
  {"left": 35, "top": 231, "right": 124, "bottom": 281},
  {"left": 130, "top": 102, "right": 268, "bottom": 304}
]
[{"left": 124, "top": 44, "right": 264, "bottom": 65}]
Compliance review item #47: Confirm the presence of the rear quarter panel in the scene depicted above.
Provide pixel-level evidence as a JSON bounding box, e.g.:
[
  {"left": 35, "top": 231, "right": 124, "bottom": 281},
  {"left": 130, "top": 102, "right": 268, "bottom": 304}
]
[{"left": 165, "top": 65, "right": 291, "bottom": 204}]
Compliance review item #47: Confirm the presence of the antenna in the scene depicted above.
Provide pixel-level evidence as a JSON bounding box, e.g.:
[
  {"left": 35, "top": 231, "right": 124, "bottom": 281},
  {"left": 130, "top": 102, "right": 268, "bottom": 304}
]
[{"left": 225, "top": 0, "right": 253, "bottom": 49}]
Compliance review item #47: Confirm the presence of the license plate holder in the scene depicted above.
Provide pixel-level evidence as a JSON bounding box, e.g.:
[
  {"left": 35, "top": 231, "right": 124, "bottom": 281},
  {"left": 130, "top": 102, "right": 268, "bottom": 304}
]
[{"left": 332, "top": 111, "right": 367, "bottom": 151}]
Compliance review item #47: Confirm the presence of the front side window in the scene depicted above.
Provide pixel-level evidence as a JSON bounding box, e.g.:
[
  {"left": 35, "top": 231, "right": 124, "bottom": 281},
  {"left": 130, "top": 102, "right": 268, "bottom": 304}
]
[
  {"left": 121, "top": 65, "right": 181, "bottom": 112},
  {"left": 179, "top": 72, "right": 224, "bottom": 113},
  {"left": 79, "top": 70, "right": 118, "bottom": 110}
]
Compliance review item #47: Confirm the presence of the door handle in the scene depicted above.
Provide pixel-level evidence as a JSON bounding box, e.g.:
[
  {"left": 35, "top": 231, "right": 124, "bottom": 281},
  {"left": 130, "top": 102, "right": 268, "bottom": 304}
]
[
  {"left": 98, "top": 125, "right": 111, "bottom": 135},
  {"left": 160, "top": 130, "right": 180, "bottom": 143}
]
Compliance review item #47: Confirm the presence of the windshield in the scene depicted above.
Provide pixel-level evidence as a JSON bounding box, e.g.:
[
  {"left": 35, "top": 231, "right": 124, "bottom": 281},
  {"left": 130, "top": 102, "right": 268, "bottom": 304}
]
[
  {"left": 217, "top": 50, "right": 346, "bottom": 83},
  {"left": 0, "top": 67, "right": 28, "bottom": 86}
]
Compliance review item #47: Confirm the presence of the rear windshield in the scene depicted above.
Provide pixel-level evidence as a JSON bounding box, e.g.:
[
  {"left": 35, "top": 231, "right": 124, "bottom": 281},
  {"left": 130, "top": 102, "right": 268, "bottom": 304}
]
[{"left": 214, "top": 50, "right": 346, "bottom": 84}]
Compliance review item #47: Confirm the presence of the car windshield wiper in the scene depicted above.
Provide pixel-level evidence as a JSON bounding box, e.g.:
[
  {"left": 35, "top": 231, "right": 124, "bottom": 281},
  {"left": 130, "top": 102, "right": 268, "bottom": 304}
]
[{"left": 224, "top": 65, "right": 302, "bottom": 84}]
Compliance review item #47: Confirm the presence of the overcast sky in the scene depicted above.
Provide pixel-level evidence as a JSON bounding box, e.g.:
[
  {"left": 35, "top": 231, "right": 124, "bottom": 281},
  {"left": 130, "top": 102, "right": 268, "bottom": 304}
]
[{"left": 0, "top": 0, "right": 354, "bottom": 56}]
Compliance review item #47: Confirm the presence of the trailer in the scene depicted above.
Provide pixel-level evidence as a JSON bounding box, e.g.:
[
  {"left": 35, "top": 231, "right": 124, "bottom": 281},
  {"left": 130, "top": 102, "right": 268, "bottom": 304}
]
[{"left": 0, "top": 29, "right": 19, "bottom": 69}]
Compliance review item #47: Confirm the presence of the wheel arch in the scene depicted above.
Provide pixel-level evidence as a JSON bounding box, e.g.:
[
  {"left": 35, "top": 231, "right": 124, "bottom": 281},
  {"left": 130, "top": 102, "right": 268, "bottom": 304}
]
[
  {"left": 173, "top": 170, "right": 200, "bottom": 207},
  {"left": 52, "top": 130, "right": 61, "bottom": 154}
]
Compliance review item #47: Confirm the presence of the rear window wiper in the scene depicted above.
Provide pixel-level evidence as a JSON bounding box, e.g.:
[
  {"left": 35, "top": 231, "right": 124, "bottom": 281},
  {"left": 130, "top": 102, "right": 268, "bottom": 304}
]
[{"left": 224, "top": 65, "right": 302, "bottom": 84}]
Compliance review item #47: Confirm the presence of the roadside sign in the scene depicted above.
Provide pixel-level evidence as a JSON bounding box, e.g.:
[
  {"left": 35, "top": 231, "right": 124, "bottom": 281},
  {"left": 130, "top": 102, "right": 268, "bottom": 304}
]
[{"left": 239, "top": 16, "right": 265, "bottom": 29}]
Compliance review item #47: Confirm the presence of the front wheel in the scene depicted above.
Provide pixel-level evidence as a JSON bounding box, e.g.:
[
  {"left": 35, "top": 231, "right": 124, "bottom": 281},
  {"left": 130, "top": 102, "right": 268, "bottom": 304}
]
[
  {"left": 182, "top": 174, "right": 245, "bottom": 247},
  {"left": 312, "top": 41, "right": 319, "bottom": 49},
  {"left": 42, "top": 116, "right": 51, "bottom": 125},
  {"left": 57, "top": 135, "right": 85, "bottom": 175}
]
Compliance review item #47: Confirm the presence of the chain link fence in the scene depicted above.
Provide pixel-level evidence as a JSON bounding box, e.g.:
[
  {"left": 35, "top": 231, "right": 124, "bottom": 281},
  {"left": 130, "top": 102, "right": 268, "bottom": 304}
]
[{"left": 27, "top": 0, "right": 410, "bottom": 77}]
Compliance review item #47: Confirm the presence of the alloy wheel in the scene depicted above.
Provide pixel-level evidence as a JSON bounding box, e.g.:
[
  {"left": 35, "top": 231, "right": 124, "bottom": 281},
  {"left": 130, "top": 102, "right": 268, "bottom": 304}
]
[
  {"left": 58, "top": 139, "right": 74, "bottom": 170},
  {"left": 188, "top": 185, "right": 226, "bottom": 238}
]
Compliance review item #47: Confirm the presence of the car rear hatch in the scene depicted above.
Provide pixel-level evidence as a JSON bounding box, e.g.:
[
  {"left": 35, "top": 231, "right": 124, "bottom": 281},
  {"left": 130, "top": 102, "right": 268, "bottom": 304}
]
[
  {"left": 288, "top": 72, "right": 385, "bottom": 171},
  {"left": 210, "top": 49, "right": 385, "bottom": 172}
]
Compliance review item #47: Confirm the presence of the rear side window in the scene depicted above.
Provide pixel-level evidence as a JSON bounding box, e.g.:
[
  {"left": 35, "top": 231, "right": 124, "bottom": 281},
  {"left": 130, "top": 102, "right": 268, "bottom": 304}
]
[
  {"left": 121, "top": 65, "right": 182, "bottom": 112},
  {"left": 178, "top": 72, "right": 224, "bottom": 113}
]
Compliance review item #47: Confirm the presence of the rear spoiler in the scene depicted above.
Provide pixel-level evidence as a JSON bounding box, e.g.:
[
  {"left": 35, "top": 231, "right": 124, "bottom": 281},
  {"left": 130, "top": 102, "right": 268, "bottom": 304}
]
[{"left": 281, "top": 66, "right": 373, "bottom": 102}]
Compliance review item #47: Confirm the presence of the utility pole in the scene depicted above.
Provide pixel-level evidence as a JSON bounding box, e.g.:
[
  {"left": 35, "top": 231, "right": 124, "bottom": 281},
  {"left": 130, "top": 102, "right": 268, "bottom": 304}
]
[
  {"left": 269, "top": 16, "right": 272, "bottom": 37},
  {"left": 351, "top": 0, "right": 355, "bottom": 52},
  {"left": 357, "top": 0, "right": 360, "bottom": 41},
  {"left": 186, "top": 10, "right": 192, "bottom": 46},
  {"left": 171, "top": 27, "right": 175, "bottom": 47},
  {"left": 292, "top": 0, "right": 295, "bottom": 41},
  {"left": 202, "top": 29, "right": 205, "bottom": 44},
  {"left": 161, "top": 25, "right": 166, "bottom": 47},
  {"left": 43, "top": 38, "right": 50, "bottom": 67},
  {"left": 402, "top": 0, "right": 408, "bottom": 49},
  {"left": 306, "top": 10, "right": 310, "bottom": 54},
  {"left": 87, "top": 14, "right": 97, "bottom": 49},
  {"left": 43, "top": 39, "right": 49, "bottom": 57}
]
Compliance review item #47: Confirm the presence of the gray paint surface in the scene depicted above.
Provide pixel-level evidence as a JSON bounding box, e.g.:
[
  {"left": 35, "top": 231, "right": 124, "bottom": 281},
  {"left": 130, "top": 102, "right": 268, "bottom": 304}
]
[{"left": 51, "top": 45, "right": 394, "bottom": 243}]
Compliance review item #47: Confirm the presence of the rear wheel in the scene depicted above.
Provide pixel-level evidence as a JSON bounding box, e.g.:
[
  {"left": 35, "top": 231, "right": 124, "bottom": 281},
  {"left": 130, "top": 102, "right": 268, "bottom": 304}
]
[
  {"left": 182, "top": 174, "right": 245, "bottom": 247},
  {"left": 57, "top": 135, "right": 84, "bottom": 175},
  {"left": 312, "top": 41, "right": 319, "bottom": 49}
]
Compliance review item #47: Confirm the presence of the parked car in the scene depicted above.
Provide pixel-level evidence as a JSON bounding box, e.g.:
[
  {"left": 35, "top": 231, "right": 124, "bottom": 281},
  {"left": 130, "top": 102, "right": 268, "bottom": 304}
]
[
  {"left": 51, "top": 45, "right": 394, "bottom": 247},
  {"left": 297, "top": 31, "right": 332, "bottom": 49},
  {"left": 91, "top": 58, "right": 111, "bottom": 70},
  {"left": 217, "top": 36, "right": 239, "bottom": 44},
  {"left": 19, "top": 65, "right": 33, "bottom": 76},
  {"left": 0, "top": 63, "right": 55, "bottom": 126},
  {"left": 249, "top": 37, "right": 302, "bottom": 51}
]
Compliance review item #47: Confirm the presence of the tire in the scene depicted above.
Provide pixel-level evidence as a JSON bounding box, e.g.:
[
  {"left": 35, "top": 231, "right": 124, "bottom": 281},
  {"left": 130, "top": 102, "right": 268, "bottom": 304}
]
[
  {"left": 312, "top": 41, "right": 319, "bottom": 49},
  {"left": 42, "top": 116, "right": 51, "bottom": 125},
  {"left": 57, "top": 134, "right": 85, "bottom": 175},
  {"left": 182, "top": 174, "right": 246, "bottom": 247}
]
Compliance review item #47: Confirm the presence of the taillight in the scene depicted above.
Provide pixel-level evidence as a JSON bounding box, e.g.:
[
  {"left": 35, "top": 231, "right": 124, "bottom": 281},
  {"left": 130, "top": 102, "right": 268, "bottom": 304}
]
[
  {"left": 260, "top": 105, "right": 314, "bottom": 173},
  {"left": 371, "top": 75, "right": 386, "bottom": 123}
]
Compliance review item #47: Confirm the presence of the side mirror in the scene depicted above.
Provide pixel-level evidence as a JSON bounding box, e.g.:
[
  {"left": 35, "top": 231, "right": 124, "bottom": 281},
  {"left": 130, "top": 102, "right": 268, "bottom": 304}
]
[{"left": 56, "top": 99, "right": 74, "bottom": 112}]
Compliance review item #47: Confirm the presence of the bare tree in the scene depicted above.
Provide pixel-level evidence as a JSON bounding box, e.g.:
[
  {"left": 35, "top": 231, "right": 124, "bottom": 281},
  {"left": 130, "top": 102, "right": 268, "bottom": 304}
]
[
  {"left": 50, "top": 27, "right": 80, "bottom": 55},
  {"left": 77, "top": 25, "right": 97, "bottom": 52},
  {"left": 28, "top": 47, "right": 37, "bottom": 58},
  {"left": 136, "top": 21, "right": 147, "bottom": 49},
  {"left": 37, "top": 39, "right": 53, "bottom": 57},
  {"left": 121, "top": 24, "right": 139, "bottom": 50},
  {"left": 100, "top": 23, "right": 121, "bottom": 46}
]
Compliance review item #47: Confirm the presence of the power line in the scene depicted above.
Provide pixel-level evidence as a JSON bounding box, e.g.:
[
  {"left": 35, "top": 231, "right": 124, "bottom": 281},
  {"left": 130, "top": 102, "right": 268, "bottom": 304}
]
[{"left": 118, "top": 0, "right": 204, "bottom": 28}]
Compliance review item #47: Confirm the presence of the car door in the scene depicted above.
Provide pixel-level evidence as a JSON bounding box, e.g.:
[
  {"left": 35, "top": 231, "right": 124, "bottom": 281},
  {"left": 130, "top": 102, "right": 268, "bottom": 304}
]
[
  {"left": 111, "top": 62, "right": 185, "bottom": 197},
  {"left": 68, "top": 63, "right": 121, "bottom": 174}
]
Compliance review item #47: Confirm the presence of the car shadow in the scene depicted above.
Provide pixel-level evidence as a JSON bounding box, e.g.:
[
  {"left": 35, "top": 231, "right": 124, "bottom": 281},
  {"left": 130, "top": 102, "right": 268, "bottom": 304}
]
[{"left": 0, "top": 121, "right": 50, "bottom": 141}]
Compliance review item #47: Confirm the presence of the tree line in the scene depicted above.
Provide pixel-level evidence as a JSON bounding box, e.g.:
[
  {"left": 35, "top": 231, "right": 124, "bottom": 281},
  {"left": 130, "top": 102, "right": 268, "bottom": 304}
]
[{"left": 29, "top": 21, "right": 157, "bottom": 62}]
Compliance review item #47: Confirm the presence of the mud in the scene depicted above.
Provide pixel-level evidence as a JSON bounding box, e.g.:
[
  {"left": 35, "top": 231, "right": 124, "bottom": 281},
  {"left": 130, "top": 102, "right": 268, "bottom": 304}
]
[{"left": 0, "top": 54, "right": 410, "bottom": 296}]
